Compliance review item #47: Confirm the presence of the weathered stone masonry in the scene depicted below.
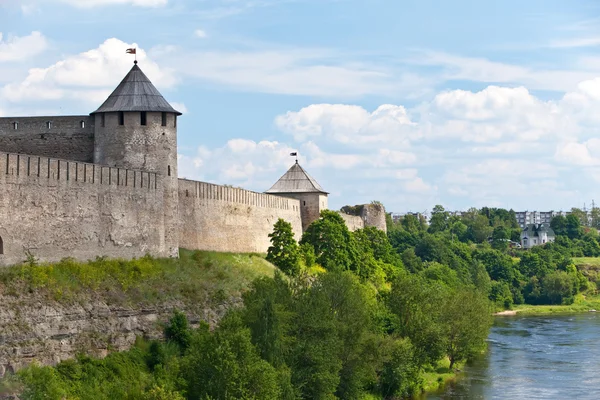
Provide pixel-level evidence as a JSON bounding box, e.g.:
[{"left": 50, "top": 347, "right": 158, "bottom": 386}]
[{"left": 0, "top": 62, "right": 386, "bottom": 266}]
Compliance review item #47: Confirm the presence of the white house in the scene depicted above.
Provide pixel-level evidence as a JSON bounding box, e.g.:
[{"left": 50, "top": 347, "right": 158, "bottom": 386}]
[{"left": 520, "top": 224, "right": 556, "bottom": 249}]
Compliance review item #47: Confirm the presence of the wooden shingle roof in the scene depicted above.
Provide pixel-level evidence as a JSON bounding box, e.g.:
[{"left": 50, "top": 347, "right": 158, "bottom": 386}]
[
  {"left": 265, "top": 162, "right": 328, "bottom": 195},
  {"left": 91, "top": 63, "right": 181, "bottom": 115}
]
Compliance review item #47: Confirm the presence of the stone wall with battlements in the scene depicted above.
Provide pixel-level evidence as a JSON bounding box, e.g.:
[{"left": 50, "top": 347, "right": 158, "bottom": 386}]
[
  {"left": 178, "top": 179, "right": 303, "bottom": 253},
  {"left": 0, "top": 152, "right": 169, "bottom": 267},
  {"left": 0, "top": 116, "right": 94, "bottom": 163}
]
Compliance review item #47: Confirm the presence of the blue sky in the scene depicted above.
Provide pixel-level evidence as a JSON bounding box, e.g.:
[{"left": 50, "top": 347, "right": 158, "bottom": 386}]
[{"left": 2, "top": 0, "right": 600, "bottom": 213}]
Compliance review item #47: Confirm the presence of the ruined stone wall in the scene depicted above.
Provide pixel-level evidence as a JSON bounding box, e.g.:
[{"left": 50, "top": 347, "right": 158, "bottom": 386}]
[
  {"left": 0, "top": 116, "right": 94, "bottom": 162},
  {"left": 339, "top": 213, "right": 365, "bottom": 232},
  {"left": 0, "top": 152, "right": 169, "bottom": 267},
  {"left": 178, "top": 180, "right": 303, "bottom": 253},
  {"left": 339, "top": 203, "right": 387, "bottom": 233},
  {"left": 361, "top": 203, "right": 387, "bottom": 233}
]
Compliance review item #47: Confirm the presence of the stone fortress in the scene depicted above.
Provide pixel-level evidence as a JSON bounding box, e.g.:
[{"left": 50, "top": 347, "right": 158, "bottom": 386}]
[{"left": 0, "top": 62, "right": 386, "bottom": 267}]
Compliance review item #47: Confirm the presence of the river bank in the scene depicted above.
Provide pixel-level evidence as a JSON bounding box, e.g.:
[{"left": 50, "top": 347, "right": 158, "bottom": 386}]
[{"left": 494, "top": 294, "right": 600, "bottom": 316}]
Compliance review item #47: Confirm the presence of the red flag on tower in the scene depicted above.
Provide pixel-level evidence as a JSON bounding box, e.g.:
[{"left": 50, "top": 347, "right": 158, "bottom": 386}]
[{"left": 126, "top": 48, "right": 136, "bottom": 54}]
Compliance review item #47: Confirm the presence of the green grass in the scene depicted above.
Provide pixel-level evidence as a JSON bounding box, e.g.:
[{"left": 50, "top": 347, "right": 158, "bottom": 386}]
[
  {"left": 421, "top": 357, "right": 463, "bottom": 394},
  {"left": 572, "top": 257, "right": 600, "bottom": 267},
  {"left": 511, "top": 293, "right": 600, "bottom": 315},
  {"left": 0, "top": 249, "right": 276, "bottom": 307}
]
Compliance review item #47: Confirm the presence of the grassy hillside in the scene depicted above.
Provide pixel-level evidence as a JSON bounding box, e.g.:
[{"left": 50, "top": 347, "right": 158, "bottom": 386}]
[{"left": 0, "top": 250, "right": 276, "bottom": 308}]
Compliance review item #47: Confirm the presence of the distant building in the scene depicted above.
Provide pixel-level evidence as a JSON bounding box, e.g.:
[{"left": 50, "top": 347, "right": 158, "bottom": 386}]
[
  {"left": 515, "top": 211, "right": 569, "bottom": 229},
  {"left": 520, "top": 224, "right": 556, "bottom": 249}
]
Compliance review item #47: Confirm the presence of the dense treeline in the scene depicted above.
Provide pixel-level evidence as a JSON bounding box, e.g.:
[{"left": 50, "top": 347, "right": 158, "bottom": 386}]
[
  {"left": 10, "top": 210, "right": 493, "bottom": 400},
  {"left": 388, "top": 206, "right": 595, "bottom": 308}
]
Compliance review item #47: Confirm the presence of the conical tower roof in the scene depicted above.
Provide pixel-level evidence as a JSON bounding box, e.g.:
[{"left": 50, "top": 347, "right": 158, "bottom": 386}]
[
  {"left": 265, "top": 162, "right": 328, "bottom": 194},
  {"left": 91, "top": 62, "right": 181, "bottom": 115}
]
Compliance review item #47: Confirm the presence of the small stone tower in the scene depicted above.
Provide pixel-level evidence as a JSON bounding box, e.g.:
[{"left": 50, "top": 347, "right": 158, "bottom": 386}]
[
  {"left": 91, "top": 61, "right": 181, "bottom": 257},
  {"left": 265, "top": 161, "right": 328, "bottom": 231}
]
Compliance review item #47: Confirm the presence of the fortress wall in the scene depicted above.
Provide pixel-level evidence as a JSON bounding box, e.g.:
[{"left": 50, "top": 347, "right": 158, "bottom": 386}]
[
  {"left": 361, "top": 203, "right": 387, "bottom": 233},
  {"left": 0, "top": 152, "right": 167, "bottom": 267},
  {"left": 178, "top": 179, "right": 303, "bottom": 253},
  {"left": 339, "top": 213, "right": 365, "bottom": 232},
  {"left": 0, "top": 116, "right": 94, "bottom": 162}
]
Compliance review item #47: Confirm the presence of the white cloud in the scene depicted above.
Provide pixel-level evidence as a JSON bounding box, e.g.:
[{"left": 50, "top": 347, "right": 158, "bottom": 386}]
[
  {"left": 194, "top": 29, "right": 208, "bottom": 39},
  {"left": 411, "top": 50, "right": 598, "bottom": 92},
  {"left": 162, "top": 48, "right": 420, "bottom": 98},
  {"left": 0, "top": 31, "right": 47, "bottom": 62},
  {"left": 1, "top": 38, "right": 176, "bottom": 104}
]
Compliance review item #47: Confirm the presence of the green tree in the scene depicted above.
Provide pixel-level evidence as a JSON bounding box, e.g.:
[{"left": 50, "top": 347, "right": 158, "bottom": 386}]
[
  {"left": 551, "top": 215, "right": 567, "bottom": 236},
  {"left": 300, "top": 210, "right": 359, "bottom": 272},
  {"left": 428, "top": 205, "right": 449, "bottom": 234},
  {"left": 267, "top": 218, "right": 301, "bottom": 276},
  {"left": 183, "top": 315, "right": 281, "bottom": 400},
  {"left": 379, "top": 338, "right": 422, "bottom": 399},
  {"left": 542, "top": 270, "right": 576, "bottom": 305},
  {"left": 491, "top": 226, "right": 509, "bottom": 251},
  {"left": 489, "top": 281, "right": 513, "bottom": 309},
  {"left": 442, "top": 289, "right": 493, "bottom": 370},
  {"left": 164, "top": 310, "right": 191, "bottom": 352},
  {"left": 566, "top": 214, "right": 582, "bottom": 239}
]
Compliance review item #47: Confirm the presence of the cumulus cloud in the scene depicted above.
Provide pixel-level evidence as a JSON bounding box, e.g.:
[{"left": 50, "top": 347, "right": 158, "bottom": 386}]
[
  {"left": 0, "top": 31, "right": 47, "bottom": 62},
  {"left": 262, "top": 79, "right": 600, "bottom": 210},
  {"left": 1, "top": 38, "right": 176, "bottom": 105}
]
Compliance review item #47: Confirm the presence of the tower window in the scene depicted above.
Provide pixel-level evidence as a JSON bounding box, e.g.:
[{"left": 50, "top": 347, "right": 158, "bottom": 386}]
[
  {"left": 141, "top": 111, "right": 147, "bottom": 126},
  {"left": 304, "top": 201, "right": 306, "bottom": 206},
  {"left": 168, "top": 165, "right": 171, "bottom": 176},
  {"left": 161, "top": 112, "right": 167, "bottom": 127},
  {"left": 101, "top": 113, "right": 105, "bottom": 127},
  {"left": 118, "top": 112, "right": 124, "bottom": 126},
  {"left": 12, "top": 122, "right": 18, "bottom": 130},
  {"left": 80, "top": 120, "right": 85, "bottom": 128},
  {"left": 0, "top": 235, "right": 4, "bottom": 255},
  {"left": 46, "top": 121, "right": 52, "bottom": 129}
]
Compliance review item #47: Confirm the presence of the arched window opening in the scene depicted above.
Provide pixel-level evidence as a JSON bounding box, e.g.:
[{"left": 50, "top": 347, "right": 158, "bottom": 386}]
[
  {"left": 12, "top": 122, "right": 18, "bottom": 130},
  {"left": 0, "top": 236, "right": 4, "bottom": 255},
  {"left": 46, "top": 121, "right": 52, "bottom": 129},
  {"left": 80, "top": 120, "right": 85, "bottom": 128},
  {"left": 161, "top": 112, "right": 167, "bottom": 127}
]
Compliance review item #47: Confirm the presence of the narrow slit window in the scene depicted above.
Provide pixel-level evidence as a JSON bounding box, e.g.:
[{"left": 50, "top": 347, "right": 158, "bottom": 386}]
[
  {"left": 46, "top": 121, "right": 52, "bottom": 129},
  {"left": 118, "top": 111, "right": 124, "bottom": 126},
  {"left": 12, "top": 122, "right": 18, "bottom": 130},
  {"left": 161, "top": 112, "right": 167, "bottom": 127},
  {"left": 141, "top": 111, "right": 147, "bottom": 126},
  {"left": 168, "top": 165, "right": 171, "bottom": 176},
  {"left": 80, "top": 120, "right": 85, "bottom": 128},
  {"left": 0, "top": 236, "right": 3, "bottom": 255}
]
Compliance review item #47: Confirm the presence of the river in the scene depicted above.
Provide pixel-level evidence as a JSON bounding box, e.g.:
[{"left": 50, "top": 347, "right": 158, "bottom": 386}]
[{"left": 427, "top": 313, "right": 600, "bottom": 399}]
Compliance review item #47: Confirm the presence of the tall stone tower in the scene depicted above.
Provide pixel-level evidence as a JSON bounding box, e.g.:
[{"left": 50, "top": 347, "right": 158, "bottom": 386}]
[
  {"left": 265, "top": 161, "right": 328, "bottom": 231},
  {"left": 91, "top": 61, "right": 181, "bottom": 257}
]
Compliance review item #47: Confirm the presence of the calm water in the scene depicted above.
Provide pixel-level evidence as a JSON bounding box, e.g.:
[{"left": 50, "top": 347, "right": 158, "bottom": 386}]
[{"left": 428, "top": 313, "right": 600, "bottom": 400}]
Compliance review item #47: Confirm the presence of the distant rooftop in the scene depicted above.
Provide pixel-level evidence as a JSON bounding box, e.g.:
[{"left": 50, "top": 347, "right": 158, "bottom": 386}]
[
  {"left": 265, "top": 162, "right": 328, "bottom": 195},
  {"left": 91, "top": 62, "right": 181, "bottom": 115}
]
